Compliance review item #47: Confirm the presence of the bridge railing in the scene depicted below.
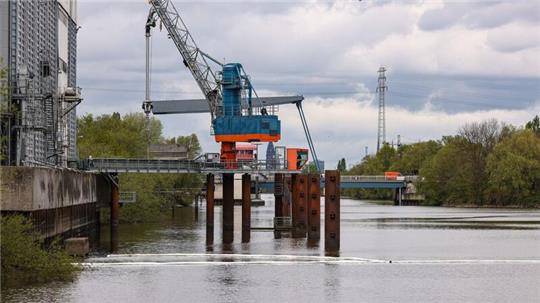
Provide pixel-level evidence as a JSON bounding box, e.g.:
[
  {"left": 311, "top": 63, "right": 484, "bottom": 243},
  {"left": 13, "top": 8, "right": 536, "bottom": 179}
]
[
  {"left": 340, "top": 175, "right": 417, "bottom": 182},
  {"left": 82, "top": 158, "right": 202, "bottom": 173},
  {"left": 341, "top": 175, "right": 390, "bottom": 182},
  {"left": 199, "top": 159, "right": 286, "bottom": 171},
  {"left": 80, "top": 158, "right": 293, "bottom": 174},
  {"left": 259, "top": 175, "right": 418, "bottom": 183}
]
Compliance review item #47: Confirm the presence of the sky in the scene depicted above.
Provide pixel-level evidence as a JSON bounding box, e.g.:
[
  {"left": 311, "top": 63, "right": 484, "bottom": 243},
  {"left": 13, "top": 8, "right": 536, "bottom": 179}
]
[{"left": 76, "top": 0, "right": 540, "bottom": 168}]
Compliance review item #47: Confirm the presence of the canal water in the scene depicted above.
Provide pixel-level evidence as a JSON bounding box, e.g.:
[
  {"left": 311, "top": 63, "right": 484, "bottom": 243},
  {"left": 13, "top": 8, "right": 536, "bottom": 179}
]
[{"left": 3, "top": 195, "right": 540, "bottom": 302}]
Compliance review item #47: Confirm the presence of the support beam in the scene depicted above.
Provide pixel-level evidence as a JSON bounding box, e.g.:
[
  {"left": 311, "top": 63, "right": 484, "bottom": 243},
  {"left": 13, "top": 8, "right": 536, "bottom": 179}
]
[
  {"left": 242, "top": 174, "right": 251, "bottom": 243},
  {"left": 324, "top": 170, "right": 340, "bottom": 255},
  {"left": 273, "top": 173, "right": 284, "bottom": 239},
  {"left": 206, "top": 174, "right": 214, "bottom": 246},
  {"left": 110, "top": 174, "right": 119, "bottom": 253},
  {"left": 292, "top": 174, "right": 308, "bottom": 238},
  {"left": 151, "top": 96, "right": 304, "bottom": 115},
  {"left": 222, "top": 173, "right": 234, "bottom": 244},
  {"left": 307, "top": 173, "right": 321, "bottom": 241}
]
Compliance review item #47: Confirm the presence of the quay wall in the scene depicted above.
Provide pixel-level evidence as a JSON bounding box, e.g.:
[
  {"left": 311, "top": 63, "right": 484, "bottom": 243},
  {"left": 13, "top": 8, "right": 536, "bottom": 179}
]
[{"left": 0, "top": 166, "right": 108, "bottom": 239}]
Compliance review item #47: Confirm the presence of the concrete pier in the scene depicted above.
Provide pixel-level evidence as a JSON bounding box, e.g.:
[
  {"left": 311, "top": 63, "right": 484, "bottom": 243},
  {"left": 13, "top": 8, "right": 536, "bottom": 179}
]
[
  {"left": 222, "top": 173, "right": 234, "bottom": 244},
  {"left": 206, "top": 174, "right": 215, "bottom": 246},
  {"left": 242, "top": 174, "right": 251, "bottom": 243},
  {"left": 324, "top": 170, "right": 340, "bottom": 255}
]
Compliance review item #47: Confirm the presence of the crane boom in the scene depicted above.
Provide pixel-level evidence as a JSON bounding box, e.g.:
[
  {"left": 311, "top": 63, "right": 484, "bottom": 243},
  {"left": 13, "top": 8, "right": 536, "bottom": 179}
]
[{"left": 148, "top": 0, "right": 221, "bottom": 120}]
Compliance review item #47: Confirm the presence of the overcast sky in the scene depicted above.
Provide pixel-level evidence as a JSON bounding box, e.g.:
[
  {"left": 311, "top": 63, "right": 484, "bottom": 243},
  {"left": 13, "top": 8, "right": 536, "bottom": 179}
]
[{"left": 76, "top": 0, "right": 540, "bottom": 168}]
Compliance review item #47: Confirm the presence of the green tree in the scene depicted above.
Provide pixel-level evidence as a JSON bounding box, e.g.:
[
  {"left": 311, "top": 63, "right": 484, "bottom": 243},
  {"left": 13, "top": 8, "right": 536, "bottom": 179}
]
[
  {"left": 419, "top": 136, "right": 473, "bottom": 205},
  {"left": 485, "top": 129, "right": 540, "bottom": 207},
  {"left": 1, "top": 215, "right": 80, "bottom": 287},
  {"left": 391, "top": 140, "right": 441, "bottom": 175},
  {"left": 344, "top": 145, "right": 398, "bottom": 200},
  {"left": 78, "top": 113, "right": 202, "bottom": 222},
  {"left": 525, "top": 115, "right": 540, "bottom": 136},
  {"left": 457, "top": 119, "right": 505, "bottom": 204},
  {"left": 378, "top": 143, "right": 397, "bottom": 171},
  {"left": 337, "top": 158, "right": 347, "bottom": 172},
  {"left": 78, "top": 112, "right": 162, "bottom": 159}
]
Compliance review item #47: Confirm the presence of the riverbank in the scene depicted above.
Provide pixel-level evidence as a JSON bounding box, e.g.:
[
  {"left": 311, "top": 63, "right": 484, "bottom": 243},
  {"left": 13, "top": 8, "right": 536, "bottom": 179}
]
[{"left": 0, "top": 215, "right": 81, "bottom": 289}]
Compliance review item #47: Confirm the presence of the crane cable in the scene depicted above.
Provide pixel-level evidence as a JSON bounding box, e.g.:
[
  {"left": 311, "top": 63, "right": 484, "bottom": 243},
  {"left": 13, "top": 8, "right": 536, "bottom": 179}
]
[{"left": 145, "top": 33, "right": 154, "bottom": 159}]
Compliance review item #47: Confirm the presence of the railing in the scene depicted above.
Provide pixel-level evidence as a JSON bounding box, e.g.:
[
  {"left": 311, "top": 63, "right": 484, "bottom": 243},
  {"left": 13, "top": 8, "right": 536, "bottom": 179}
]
[
  {"left": 200, "top": 159, "right": 289, "bottom": 172},
  {"left": 119, "top": 192, "right": 137, "bottom": 203},
  {"left": 261, "top": 175, "right": 417, "bottom": 183},
  {"left": 274, "top": 217, "right": 292, "bottom": 230},
  {"left": 340, "top": 175, "right": 413, "bottom": 182},
  {"left": 79, "top": 158, "right": 293, "bottom": 174},
  {"left": 81, "top": 158, "right": 202, "bottom": 173}
]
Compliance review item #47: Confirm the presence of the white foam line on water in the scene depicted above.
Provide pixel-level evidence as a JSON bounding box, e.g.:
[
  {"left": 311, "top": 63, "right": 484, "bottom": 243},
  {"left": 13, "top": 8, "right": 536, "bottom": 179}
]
[
  {"left": 100, "top": 253, "right": 381, "bottom": 263},
  {"left": 79, "top": 260, "right": 363, "bottom": 267},
  {"left": 78, "top": 253, "right": 540, "bottom": 267},
  {"left": 392, "top": 259, "right": 540, "bottom": 264}
]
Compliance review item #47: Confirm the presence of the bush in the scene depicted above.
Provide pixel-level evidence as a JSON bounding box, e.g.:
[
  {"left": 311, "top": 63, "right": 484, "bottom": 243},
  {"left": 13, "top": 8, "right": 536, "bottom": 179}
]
[{"left": 1, "top": 215, "right": 80, "bottom": 288}]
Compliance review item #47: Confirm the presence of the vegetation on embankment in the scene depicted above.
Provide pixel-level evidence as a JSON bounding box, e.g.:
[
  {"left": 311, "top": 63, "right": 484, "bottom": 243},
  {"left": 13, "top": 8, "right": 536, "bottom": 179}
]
[
  {"left": 78, "top": 113, "right": 203, "bottom": 223},
  {"left": 0, "top": 215, "right": 80, "bottom": 288},
  {"left": 343, "top": 117, "right": 540, "bottom": 208}
]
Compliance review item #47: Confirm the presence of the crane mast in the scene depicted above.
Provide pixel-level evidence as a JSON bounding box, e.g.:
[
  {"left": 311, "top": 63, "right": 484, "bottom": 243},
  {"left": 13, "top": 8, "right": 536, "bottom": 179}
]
[{"left": 146, "top": 0, "right": 221, "bottom": 120}]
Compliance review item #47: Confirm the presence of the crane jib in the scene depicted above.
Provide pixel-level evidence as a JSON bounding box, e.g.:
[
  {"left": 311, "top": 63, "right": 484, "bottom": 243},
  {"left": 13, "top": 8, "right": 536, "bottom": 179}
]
[{"left": 149, "top": 0, "right": 221, "bottom": 118}]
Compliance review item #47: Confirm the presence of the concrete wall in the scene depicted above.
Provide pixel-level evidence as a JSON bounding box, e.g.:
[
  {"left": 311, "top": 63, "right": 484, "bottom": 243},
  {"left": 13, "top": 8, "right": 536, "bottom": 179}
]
[{"left": 0, "top": 166, "right": 98, "bottom": 211}]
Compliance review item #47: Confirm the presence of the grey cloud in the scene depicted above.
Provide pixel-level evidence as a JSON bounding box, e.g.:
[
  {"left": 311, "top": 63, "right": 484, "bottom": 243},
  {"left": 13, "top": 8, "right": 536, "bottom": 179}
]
[
  {"left": 486, "top": 24, "right": 540, "bottom": 53},
  {"left": 76, "top": 0, "right": 539, "bottom": 140},
  {"left": 419, "top": 1, "right": 540, "bottom": 31}
]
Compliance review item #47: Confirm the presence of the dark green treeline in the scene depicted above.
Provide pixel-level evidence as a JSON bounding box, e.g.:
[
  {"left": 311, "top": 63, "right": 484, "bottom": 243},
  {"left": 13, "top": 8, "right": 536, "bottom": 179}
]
[
  {"left": 78, "top": 113, "right": 203, "bottom": 222},
  {"left": 344, "top": 117, "right": 540, "bottom": 207}
]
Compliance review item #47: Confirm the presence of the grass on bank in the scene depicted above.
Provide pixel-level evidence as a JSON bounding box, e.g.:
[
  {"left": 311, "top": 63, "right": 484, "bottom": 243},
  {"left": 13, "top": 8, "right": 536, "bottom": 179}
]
[{"left": 0, "top": 215, "right": 80, "bottom": 288}]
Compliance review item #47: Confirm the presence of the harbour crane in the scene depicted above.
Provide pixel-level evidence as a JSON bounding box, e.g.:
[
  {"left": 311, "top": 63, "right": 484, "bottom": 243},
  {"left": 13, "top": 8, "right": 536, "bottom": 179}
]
[{"left": 142, "top": 0, "right": 320, "bottom": 171}]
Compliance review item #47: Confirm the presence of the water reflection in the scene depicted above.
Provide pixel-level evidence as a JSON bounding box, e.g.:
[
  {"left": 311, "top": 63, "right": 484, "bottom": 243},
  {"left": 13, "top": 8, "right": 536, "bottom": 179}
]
[{"left": 3, "top": 196, "right": 540, "bottom": 303}]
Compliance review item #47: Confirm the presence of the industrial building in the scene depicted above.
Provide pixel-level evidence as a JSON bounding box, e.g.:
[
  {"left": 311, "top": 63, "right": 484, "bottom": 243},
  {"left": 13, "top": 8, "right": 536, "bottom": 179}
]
[{"left": 0, "top": 0, "right": 81, "bottom": 167}]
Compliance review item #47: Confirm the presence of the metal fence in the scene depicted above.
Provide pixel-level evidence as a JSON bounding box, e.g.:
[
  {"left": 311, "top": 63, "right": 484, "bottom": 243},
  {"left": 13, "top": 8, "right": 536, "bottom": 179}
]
[{"left": 80, "top": 158, "right": 294, "bottom": 174}]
